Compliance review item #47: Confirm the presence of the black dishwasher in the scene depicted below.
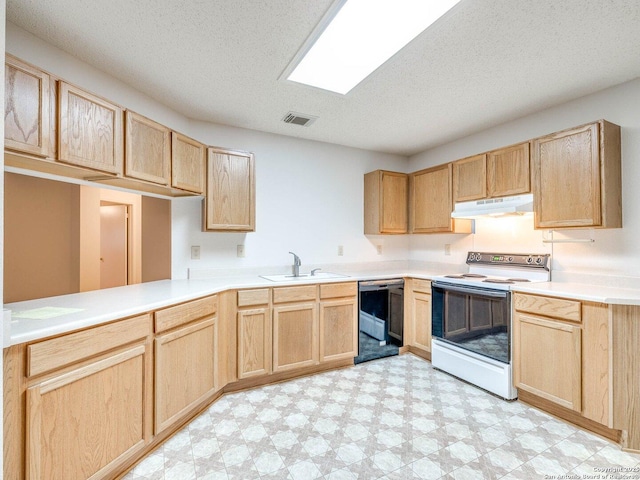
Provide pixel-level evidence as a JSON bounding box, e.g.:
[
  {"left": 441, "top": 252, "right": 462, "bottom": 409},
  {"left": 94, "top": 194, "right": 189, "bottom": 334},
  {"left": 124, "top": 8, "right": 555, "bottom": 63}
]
[{"left": 355, "top": 279, "right": 404, "bottom": 364}]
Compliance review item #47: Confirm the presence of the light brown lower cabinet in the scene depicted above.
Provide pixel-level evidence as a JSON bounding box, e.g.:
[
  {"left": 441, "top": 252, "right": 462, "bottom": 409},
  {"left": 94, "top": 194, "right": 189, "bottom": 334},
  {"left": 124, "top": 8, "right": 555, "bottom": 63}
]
[
  {"left": 153, "top": 296, "right": 218, "bottom": 434},
  {"left": 273, "top": 302, "right": 318, "bottom": 372},
  {"left": 404, "top": 278, "right": 432, "bottom": 359},
  {"left": 513, "top": 293, "right": 611, "bottom": 426},
  {"left": 27, "top": 346, "right": 148, "bottom": 480},
  {"left": 154, "top": 317, "right": 218, "bottom": 434},
  {"left": 319, "top": 283, "right": 358, "bottom": 362},
  {"left": 16, "top": 314, "right": 153, "bottom": 480},
  {"left": 513, "top": 312, "right": 582, "bottom": 412}
]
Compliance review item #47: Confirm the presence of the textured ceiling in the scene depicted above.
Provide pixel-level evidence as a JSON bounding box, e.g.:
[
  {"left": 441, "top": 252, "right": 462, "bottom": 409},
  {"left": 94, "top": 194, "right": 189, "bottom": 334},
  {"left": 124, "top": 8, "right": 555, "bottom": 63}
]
[{"left": 7, "top": 0, "right": 640, "bottom": 156}]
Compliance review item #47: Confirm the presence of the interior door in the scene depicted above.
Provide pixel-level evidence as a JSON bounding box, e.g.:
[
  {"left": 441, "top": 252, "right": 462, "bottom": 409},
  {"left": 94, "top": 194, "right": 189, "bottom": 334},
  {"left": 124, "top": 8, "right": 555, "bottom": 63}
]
[{"left": 100, "top": 204, "right": 128, "bottom": 288}]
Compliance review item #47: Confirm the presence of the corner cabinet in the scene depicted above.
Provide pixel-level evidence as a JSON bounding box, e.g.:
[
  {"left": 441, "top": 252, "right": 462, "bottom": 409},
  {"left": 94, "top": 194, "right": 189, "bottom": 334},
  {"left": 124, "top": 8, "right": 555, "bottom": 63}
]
[
  {"left": 204, "top": 147, "right": 256, "bottom": 232},
  {"left": 4, "top": 55, "right": 50, "bottom": 157},
  {"left": 58, "top": 81, "right": 124, "bottom": 175},
  {"left": 410, "top": 164, "right": 472, "bottom": 234},
  {"left": 532, "top": 120, "right": 621, "bottom": 229},
  {"left": 364, "top": 170, "right": 408, "bottom": 234}
]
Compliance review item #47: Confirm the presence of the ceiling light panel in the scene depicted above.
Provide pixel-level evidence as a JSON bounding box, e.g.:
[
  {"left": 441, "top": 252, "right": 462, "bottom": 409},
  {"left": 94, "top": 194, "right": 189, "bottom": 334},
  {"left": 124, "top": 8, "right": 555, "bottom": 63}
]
[{"left": 287, "top": 0, "right": 461, "bottom": 95}]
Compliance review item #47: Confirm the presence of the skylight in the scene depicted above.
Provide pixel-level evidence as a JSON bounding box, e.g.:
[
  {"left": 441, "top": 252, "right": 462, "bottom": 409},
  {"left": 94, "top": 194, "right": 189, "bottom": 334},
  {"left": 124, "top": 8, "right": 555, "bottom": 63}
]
[{"left": 286, "top": 0, "right": 461, "bottom": 95}]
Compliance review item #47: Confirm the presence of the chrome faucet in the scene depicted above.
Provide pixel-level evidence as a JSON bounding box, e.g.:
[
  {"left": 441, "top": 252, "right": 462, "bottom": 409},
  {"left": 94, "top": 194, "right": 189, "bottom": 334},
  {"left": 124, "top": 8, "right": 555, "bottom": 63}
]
[{"left": 289, "top": 251, "right": 302, "bottom": 277}]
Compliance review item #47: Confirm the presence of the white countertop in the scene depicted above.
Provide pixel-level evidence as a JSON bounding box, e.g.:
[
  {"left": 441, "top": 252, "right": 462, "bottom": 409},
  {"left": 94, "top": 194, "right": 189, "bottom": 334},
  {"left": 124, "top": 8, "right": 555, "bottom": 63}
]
[
  {"left": 511, "top": 281, "right": 640, "bottom": 304},
  {"left": 3, "top": 268, "right": 438, "bottom": 346},
  {"left": 6, "top": 266, "right": 640, "bottom": 347}
]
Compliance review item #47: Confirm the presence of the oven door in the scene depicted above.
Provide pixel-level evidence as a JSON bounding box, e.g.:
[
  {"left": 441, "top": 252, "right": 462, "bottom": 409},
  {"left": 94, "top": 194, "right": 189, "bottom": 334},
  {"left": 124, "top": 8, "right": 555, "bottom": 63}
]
[{"left": 432, "top": 282, "right": 511, "bottom": 364}]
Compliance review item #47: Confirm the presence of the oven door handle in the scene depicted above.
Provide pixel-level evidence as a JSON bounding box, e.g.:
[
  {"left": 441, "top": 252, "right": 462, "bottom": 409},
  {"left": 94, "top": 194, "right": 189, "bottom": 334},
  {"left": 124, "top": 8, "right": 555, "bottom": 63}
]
[{"left": 432, "top": 282, "right": 509, "bottom": 299}]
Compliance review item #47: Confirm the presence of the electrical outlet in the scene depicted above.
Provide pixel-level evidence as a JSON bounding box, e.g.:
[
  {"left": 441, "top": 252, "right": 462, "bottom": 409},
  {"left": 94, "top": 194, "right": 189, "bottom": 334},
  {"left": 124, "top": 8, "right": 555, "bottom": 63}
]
[
  {"left": 191, "top": 246, "right": 201, "bottom": 260},
  {"left": 376, "top": 245, "right": 383, "bottom": 255},
  {"left": 444, "top": 244, "right": 451, "bottom": 256},
  {"left": 237, "top": 244, "right": 245, "bottom": 258},
  {"left": 338, "top": 245, "right": 344, "bottom": 256}
]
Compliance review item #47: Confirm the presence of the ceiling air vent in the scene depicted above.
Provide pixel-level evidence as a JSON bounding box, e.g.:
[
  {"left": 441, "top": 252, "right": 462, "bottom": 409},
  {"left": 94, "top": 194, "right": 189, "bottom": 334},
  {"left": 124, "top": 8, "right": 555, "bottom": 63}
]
[{"left": 282, "top": 111, "right": 318, "bottom": 127}]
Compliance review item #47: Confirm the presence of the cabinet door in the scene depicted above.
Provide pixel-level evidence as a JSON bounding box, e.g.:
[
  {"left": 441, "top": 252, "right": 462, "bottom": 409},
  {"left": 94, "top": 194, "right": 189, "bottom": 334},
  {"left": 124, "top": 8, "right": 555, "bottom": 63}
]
[
  {"left": 380, "top": 171, "right": 408, "bottom": 233},
  {"left": 238, "top": 307, "right": 272, "bottom": 378},
  {"left": 58, "top": 81, "right": 123, "bottom": 174},
  {"left": 453, "top": 154, "right": 486, "bottom": 202},
  {"left": 532, "top": 123, "right": 600, "bottom": 228},
  {"left": 412, "top": 291, "right": 432, "bottom": 353},
  {"left": 172, "top": 131, "right": 205, "bottom": 194},
  {"left": 410, "top": 164, "right": 452, "bottom": 233},
  {"left": 487, "top": 142, "right": 530, "bottom": 197},
  {"left": 513, "top": 312, "right": 582, "bottom": 412},
  {"left": 155, "top": 317, "right": 217, "bottom": 434},
  {"left": 26, "top": 345, "right": 149, "bottom": 480},
  {"left": 273, "top": 302, "right": 318, "bottom": 372},
  {"left": 125, "top": 110, "right": 171, "bottom": 185},
  {"left": 205, "top": 147, "right": 255, "bottom": 231},
  {"left": 319, "top": 297, "right": 357, "bottom": 362},
  {"left": 5, "top": 55, "right": 50, "bottom": 157}
]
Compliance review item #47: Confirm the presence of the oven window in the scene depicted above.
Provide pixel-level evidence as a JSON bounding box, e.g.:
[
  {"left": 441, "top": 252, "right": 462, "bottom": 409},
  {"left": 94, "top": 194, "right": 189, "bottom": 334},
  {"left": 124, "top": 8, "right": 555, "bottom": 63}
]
[{"left": 432, "top": 284, "right": 511, "bottom": 364}]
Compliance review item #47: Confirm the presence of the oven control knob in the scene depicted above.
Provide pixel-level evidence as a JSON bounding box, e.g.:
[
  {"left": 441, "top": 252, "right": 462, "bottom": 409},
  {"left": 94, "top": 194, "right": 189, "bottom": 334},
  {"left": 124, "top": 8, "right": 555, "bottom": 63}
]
[
  {"left": 526, "top": 257, "right": 533, "bottom": 264},
  {"left": 536, "top": 257, "right": 543, "bottom": 264},
  {"left": 508, "top": 256, "right": 513, "bottom": 262}
]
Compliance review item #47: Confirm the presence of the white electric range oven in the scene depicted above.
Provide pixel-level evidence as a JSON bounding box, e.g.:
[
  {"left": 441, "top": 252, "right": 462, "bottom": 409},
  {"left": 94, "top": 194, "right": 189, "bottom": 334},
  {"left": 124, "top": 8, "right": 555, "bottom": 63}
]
[{"left": 430, "top": 251, "right": 550, "bottom": 399}]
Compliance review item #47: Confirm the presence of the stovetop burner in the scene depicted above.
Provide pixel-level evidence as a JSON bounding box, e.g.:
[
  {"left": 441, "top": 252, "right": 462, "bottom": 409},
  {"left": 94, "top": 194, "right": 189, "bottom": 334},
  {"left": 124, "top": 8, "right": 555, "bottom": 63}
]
[{"left": 434, "top": 251, "right": 551, "bottom": 290}]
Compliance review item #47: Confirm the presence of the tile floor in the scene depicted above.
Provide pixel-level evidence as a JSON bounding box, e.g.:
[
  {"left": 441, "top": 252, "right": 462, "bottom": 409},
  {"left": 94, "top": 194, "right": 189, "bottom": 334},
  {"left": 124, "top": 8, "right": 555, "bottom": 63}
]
[{"left": 123, "top": 354, "right": 640, "bottom": 479}]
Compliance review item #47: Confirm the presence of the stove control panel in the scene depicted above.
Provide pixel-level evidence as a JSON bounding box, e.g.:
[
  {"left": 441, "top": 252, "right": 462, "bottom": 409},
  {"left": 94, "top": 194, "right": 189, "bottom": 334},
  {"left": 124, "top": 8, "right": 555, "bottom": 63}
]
[{"left": 466, "top": 252, "right": 550, "bottom": 270}]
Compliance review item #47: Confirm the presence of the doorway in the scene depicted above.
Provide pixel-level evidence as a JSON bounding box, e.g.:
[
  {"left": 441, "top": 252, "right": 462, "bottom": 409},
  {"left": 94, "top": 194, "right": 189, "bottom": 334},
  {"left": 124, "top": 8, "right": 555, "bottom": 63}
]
[{"left": 100, "top": 202, "right": 129, "bottom": 289}]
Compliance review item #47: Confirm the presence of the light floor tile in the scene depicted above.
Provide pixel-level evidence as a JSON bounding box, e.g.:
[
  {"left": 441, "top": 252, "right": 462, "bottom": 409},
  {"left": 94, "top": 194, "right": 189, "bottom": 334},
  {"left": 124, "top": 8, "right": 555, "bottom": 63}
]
[{"left": 125, "top": 354, "right": 640, "bottom": 479}]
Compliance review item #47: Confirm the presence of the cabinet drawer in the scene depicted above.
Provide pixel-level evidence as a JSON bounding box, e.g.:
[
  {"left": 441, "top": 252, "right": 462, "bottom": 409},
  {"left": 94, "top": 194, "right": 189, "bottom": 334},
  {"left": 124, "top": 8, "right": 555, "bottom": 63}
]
[
  {"left": 273, "top": 285, "right": 317, "bottom": 304},
  {"left": 238, "top": 288, "right": 270, "bottom": 307},
  {"left": 412, "top": 279, "right": 432, "bottom": 294},
  {"left": 320, "top": 282, "right": 357, "bottom": 299},
  {"left": 155, "top": 295, "right": 217, "bottom": 333},
  {"left": 27, "top": 314, "right": 152, "bottom": 377},
  {"left": 514, "top": 293, "right": 581, "bottom": 323}
]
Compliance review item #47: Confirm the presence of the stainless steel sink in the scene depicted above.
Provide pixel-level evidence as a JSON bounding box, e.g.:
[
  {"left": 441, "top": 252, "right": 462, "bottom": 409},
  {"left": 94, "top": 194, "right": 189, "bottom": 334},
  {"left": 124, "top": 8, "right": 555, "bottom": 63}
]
[{"left": 260, "top": 272, "right": 349, "bottom": 282}]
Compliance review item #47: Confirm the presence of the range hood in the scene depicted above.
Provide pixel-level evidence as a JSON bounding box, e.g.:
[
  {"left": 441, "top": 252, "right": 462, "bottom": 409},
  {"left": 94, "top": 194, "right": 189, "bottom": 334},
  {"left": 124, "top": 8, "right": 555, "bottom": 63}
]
[{"left": 451, "top": 193, "right": 534, "bottom": 219}]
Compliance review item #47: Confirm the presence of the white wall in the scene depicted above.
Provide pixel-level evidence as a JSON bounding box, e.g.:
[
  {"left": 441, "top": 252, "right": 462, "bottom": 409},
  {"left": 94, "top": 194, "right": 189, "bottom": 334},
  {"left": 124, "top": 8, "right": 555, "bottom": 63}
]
[
  {"left": 174, "top": 122, "right": 409, "bottom": 278},
  {"left": 409, "top": 78, "right": 640, "bottom": 279}
]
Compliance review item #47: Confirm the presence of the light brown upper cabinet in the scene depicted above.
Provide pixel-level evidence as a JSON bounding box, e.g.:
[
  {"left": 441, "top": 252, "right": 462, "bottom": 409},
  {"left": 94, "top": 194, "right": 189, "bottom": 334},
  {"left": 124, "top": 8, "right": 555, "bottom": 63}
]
[
  {"left": 204, "top": 147, "right": 256, "bottom": 232},
  {"left": 171, "top": 131, "right": 205, "bottom": 194},
  {"left": 364, "top": 170, "right": 408, "bottom": 234},
  {"left": 4, "top": 54, "right": 50, "bottom": 157},
  {"left": 452, "top": 154, "right": 486, "bottom": 202},
  {"left": 125, "top": 110, "right": 171, "bottom": 186},
  {"left": 410, "top": 164, "right": 472, "bottom": 234},
  {"left": 532, "top": 120, "right": 621, "bottom": 229},
  {"left": 487, "top": 142, "right": 530, "bottom": 197},
  {"left": 58, "top": 81, "right": 123, "bottom": 175}
]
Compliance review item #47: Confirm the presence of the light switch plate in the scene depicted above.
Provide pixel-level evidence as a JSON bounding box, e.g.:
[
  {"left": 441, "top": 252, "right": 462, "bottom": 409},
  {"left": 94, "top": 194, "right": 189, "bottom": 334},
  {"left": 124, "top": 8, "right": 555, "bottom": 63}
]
[
  {"left": 237, "top": 245, "right": 245, "bottom": 257},
  {"left": 191, "top": 246, "right": 201, "bottom": 260}
]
